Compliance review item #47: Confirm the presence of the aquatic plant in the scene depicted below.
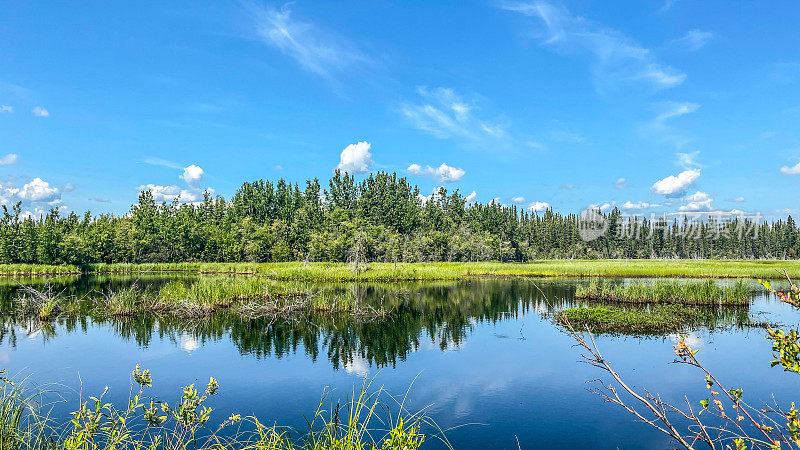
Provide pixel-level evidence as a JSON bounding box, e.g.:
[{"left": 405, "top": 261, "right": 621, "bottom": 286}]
[
  {"left": 575, "top": 278, "right": 752, "bottom": 304},
  {"left": 0, "top": 365, "right": 440, "bottom": 449}
]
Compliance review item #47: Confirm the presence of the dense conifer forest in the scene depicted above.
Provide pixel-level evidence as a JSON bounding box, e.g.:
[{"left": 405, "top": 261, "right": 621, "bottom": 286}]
[{"left": 0, "top": 171, "right": 797, "bottom": 264}]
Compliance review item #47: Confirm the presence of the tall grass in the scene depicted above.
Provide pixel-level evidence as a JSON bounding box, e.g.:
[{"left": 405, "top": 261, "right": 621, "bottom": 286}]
[
  {"left": 575, "top": 279, "right": 752, "bottom": 304},
  {"left": 0, "top": 366, "right": 442, "bottom": 449},
  {"left": 2, "top": 260, "right": 800, "bottom": 280}
]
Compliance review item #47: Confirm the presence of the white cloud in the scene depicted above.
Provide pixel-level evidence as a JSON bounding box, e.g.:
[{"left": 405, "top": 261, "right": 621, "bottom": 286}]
[
  {"left": 671, "top": 30, "right": 714, "bottom": 51},
  {"left": 180, "top": 164, "right": 204, "bottom": 186},
  {"left": 621, "top": 201, "right": 651, "bottom": 210},
  {"left": 416, "top": 186, "right": 445, "bottom": 204},
  {"left": 0, "top": 105, "right": 12, "bottom": 114},
  {"left": 651, "top": 169, "right": 700, "bottom": 197},
  {"left": 780, "top": 162, "right": 800, "bottom": 175},
  {"left": 407, "top": 163, "right": 465, "bottom": 183},
  {"left": 336, "top": 141, "right": 373, "bottom": 174},
  {"left": 251, "top": 3, "right": 369, "bottom": 79},
  {"left": 679, "top": 190, "right": 713, "bottom": 212},
  {"left": 676, "top": 150, "right": 703, "bottom": 168},
  {"left": 615, "top": 177, "right": 627, "bottom": 189},
  {"left": 400, "top": 86, "right": 540, "bottom": 150},
  {"left": 590, "top": 201, "right": 615, "bottom": 212},
  {"left": 0, "top": 154, "right": 18, "bottom": 165},
  {"left": 144, "top": 157, "right": 182, "bottom": 169},
  {"left": 654, "top": 102, "right": 699, "bottom": 124},
  {"left": 139, "top": 184, "right": 200, "bottom": 203},
  {"left": 499, "top": 1, "right": 685, "bottom": 91},
  {"left": 465, "top": 190, "right": 477, "bottom": 203},
  {"left": 727, "top": 196, "right": 746, "bottom": 203},
  {"left": 18, "top": 178, "right": 60, "bottom": 202},
  {"left": 511, "top": 196, "right": 526, "bottom": 204},
  {"left": 32, "top": 106, "right": 49, "bottom": 117},
  {"left": 527, "top": 201, "right": 550, "bottom": 212}
]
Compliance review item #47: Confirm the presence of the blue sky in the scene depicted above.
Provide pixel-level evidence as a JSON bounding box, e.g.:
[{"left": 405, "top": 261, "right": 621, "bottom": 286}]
[{"left": 1, "top": 0, "right": 799, "bottom": 219}]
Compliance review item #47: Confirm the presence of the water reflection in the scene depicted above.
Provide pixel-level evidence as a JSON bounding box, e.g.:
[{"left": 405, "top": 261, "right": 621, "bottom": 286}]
[{"left": 0, "top": 276, "right": 762, "bottom": 374}]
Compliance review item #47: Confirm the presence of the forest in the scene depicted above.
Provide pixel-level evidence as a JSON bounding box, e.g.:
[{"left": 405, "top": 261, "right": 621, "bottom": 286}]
[{"left": 0, "top": 170, "right": 797, "bottom": 265}]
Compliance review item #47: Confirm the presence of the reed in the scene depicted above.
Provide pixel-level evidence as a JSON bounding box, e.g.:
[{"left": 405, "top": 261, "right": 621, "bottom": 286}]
[{"left": 574, "top": 279, "right": 752, "bottom": 304}]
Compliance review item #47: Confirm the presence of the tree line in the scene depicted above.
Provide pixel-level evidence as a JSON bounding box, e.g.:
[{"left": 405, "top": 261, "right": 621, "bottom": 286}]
[{"left": 0, "top": 170, "right": 798, "bottom": 264}]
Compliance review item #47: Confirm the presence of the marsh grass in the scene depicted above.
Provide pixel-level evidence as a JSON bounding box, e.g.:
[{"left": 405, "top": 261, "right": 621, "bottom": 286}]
[
  {"left": 556, "top": 304, "right": 717, "bottom": 334},
  {"left": 12, "top": 283, "right": 73, "bottom": 321},
  {"left": 575, "top": 279, "right": 752, "bottom": 305}
]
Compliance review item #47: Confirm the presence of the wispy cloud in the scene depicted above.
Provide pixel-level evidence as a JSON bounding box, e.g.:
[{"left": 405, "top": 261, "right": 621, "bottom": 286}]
[
  {"left": 641, "top": 101, "right": 700, "bottom": 149},
  {"left": 0, "top": 105, "right": 12, "bottom": 114},
  {"left": 400, "top": 86, "right": 541, "bottom": 150},
  {"left": 676, "top": 150, "right": 703, "bottom": 169},
  {"left": 498, "top": 1, "right": 685, "bottom": 92},
  {"left": 251, "top": 3, "right": 370, "bottom": 80},
  {"left": 143, "top": 157, "right": 182, "bottom": 169},
  {"left": 0, "top": 154, "right": 18, "bottom": 166},
  {"left": 670, "top": 29, "right": 714, "bottom": 51}
]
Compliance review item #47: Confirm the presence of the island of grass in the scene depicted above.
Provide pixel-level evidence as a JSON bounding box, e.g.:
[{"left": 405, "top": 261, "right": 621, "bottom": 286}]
[
  {"left": 575, "top": 279, "right": 752, "bottom": 304},
  {"left": 555, "top": 304, "right": 755, "bottom": 334},
  {"left": 1, "top": 260, "right": 800, "bottom": 280}
]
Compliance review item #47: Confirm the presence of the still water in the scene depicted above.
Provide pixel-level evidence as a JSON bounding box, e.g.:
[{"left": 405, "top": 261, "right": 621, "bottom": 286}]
[{"left": 0, "top": 275, "right": 798, "bottom": 449}]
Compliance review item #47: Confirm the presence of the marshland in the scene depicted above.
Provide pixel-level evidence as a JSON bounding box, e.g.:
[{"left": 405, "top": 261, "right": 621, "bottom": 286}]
[{"left": 0, "top": 270, "right": 797, "bottom": 449}]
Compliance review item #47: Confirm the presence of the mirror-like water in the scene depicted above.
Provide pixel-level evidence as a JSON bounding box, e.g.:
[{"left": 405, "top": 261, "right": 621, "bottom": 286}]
[{"left": 0, "top": 275, "right": 797, "bottom": 449}]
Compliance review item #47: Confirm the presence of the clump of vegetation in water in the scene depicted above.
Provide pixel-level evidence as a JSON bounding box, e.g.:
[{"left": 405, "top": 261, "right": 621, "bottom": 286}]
[
  {"left": 575, "top": 278, "right": 751, "bottom": 305},
  {"left": 0, "top": 365, "right": 435, "bottom": 450},
  {"left": 556, "top": 304, "right": 718, "bottom": 334}
]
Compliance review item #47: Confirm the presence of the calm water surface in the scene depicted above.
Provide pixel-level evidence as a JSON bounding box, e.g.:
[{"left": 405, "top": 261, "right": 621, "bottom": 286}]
[{"left": 0, "top": 275, "right": 798, "bottom": 449}]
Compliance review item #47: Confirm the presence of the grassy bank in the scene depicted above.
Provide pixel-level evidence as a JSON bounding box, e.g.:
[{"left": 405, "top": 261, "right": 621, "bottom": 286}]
[
  {"left": 575, "top": 279, "right": 752, "bottom": 304},
  {"left": 0, "top": 366, "right": 437, "bottom": 449},
  {"left": 11, "top": 278, "right": 387, "bottom": 321},
  {"left": 2, "top": 260, "right": 800, "bottom": 280},
  {"left": 556, "top": 304, "right": 720, "bottom": 334}
]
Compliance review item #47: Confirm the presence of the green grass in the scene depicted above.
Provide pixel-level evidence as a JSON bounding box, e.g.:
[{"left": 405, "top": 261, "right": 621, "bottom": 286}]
[
  {"left": 1, "top": 260, "right": 800, "bottom": 280},
  {"left": 0, "top": 366, "right": 439, "bottom": 450},
  {"left": 575, "top": 279, "right": 752, "bottom": 304},
  {"left": 556, "top": 304, "right": 717, "bottom": 334},
  {"left": 10, "top": 278, "right": 384, "bottom": 320}
]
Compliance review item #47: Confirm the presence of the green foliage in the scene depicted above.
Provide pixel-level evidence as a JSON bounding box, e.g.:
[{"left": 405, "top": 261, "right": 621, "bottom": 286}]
[
  {"left": 1, "top": 171, "right": 799, "bottom": 266},
  {"left": 557, "top": 304, "right": 721, "bottom": 334}
]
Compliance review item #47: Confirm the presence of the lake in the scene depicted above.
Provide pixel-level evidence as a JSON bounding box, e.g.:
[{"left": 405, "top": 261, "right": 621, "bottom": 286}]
[{"left": 0, "top": 275, "right": 797, "bottom": 449}]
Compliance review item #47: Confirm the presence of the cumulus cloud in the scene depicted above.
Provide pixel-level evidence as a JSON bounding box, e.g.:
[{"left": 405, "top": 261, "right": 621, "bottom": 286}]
[
  {"left": 18, "top": 178, "right": 60, "bottom": 202},
  {"left": 498, "top": 1, "right": 685, "bottom": 91},
  {"left": 465, "top": 190, "right": 477, "bottom": 203},
  {"left": 0, "top": 154, "right": 18, "bottom": 165},
  {"left": 781, "top": 162, "right": 800, "bottom": 175},
  {"left": 651, "top": 169, "right": 700, "bottom": 197},
  {"left": 407, "top": 163, "right": 465, "bottom": 183},
  {"left": 180, "top": 164, "right": 204, "bottom": 186},
  {"left": 621, "top": 201, "right": 652, "bottom": 210},
  {"left": 400, "top": 86, "right": 541, "bottom": 150},
  {"left": 32, "top": 106, "right": 49, "bottom": 117},
  {"left": 615, "top": 178, "right": 627, "bottom": 189},
  {"left": 336, "top": 141, "right": 373, "bottom": 174},
  {"left": 0, "top": 105, "right": 12, "bottom": 114},
  {"left": 139, "top": 184, "right": 201, "bottom": 203},
  {"left": 590, "top": 201, "right": 615, "bottom": 212},
  {"left": 528, "top": 201, "right": 550, "bottom": 212},
  {"left": 679, "top": 191, "right": 713, "bottom": 212},
  {"left": 511, "top": 196, "right": 526, "bottom": 204}
]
